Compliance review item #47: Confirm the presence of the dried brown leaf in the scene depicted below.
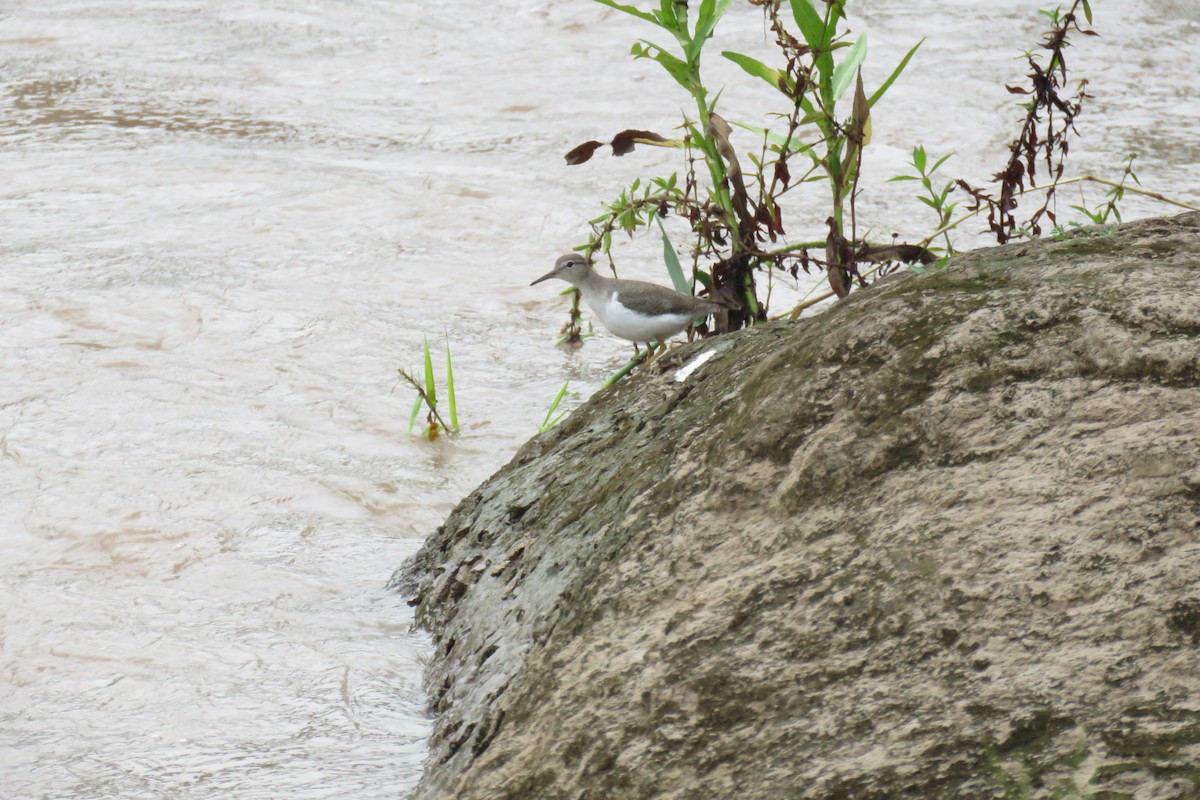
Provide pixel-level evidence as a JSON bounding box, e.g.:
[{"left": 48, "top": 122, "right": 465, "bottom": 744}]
[
  {"left": 610, "top": 129, "right": 667, "bottom": 156},
  {"left": 564, "top": 141, "right": 604, "bottom": 165}
]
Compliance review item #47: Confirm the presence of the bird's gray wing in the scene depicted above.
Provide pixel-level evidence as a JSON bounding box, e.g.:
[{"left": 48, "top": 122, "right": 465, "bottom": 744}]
[{"left": 622, "top": 281, "right": 722, "bottom": 316}]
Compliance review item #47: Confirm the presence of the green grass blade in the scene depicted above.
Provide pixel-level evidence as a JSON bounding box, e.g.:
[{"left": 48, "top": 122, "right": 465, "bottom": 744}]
[
  {"left": 728, "top": 119, "right": 788, "bottom": 149},
  {"left": 549, "top": 381, "right": 569, "bottom": 416},
  {"left": 592, "top": 0, "right": 659, "bottom": 25},
  {"left": 931, "top": 151, "right": 955, "bottom": 174},
  {"left": 658, "top": 219, "right": 690, "bottom": 294},
  {"left": 721, "top": 50, "right": 787, "bottom": 92},
  {"left": 657, "top": 0, "right": 676, "bottom": 26},
  {"left": 831, "top": 34, "right": 868, "bottom": 103},
  {"left": 444, "top": 333, "right": 459, "bottom": 432},
  {"left": 409, "top": 395, "right": 423, "bottom": 436},
  {"left": 868, "top": 38, "right": 924, "bottom": 108},
  {"left": 422, "top": 336, "right": 437, "bottom": 410},
  {"left": 688, "top": 0, "right": 731, "bottom": 64},
  {"left": 636, "top": 40, "right": 695, "bottom": 90},
  {"left": 540, "top": 381, "right": 571, "bottom": 432},
  {"left": 728, "top": 119, "right": 820, "bottom": 159}
]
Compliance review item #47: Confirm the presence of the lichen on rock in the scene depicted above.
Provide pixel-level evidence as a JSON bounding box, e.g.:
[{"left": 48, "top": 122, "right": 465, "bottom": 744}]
[{"left": 393, "top": 213, "right": 1200, "bottom": 800}]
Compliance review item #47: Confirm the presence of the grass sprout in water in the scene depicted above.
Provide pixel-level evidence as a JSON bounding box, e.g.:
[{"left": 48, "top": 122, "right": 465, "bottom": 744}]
[{"left": 399, "top": 335, "right": 459, "bottom": 440}]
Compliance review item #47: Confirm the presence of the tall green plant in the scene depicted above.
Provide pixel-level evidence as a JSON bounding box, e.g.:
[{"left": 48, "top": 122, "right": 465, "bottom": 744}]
[
  {"left": 567, "top": 0, "right": 926, "bottom": 337},
  {"left": 554, "top": 0, "right": 1196, "bottom": 387},
  {"left": 723, "top": 0, "right": 921, "bottom": 296}
]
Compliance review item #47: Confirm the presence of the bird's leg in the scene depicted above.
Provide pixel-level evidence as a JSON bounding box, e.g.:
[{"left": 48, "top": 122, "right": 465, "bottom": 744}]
[{"left": 642, "top": 341, "right": 666, "bottom": 364}]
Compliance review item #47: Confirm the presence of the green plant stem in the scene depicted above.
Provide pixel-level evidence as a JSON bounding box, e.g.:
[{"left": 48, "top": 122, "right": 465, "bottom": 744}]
[
  {"left": 397, "top": 369, "right": 456, "bottom": 436},
  {"left": 782, "top": 258, "right": 889, "bottom": 320},
  {"left": 1067, "top": 175, "right": 1198, "bottom": 210},
  {"left": 601, "top": 346, "right": 654, "bottom": 388},
  {"left": 921, "top": 175, "right": 1200, "bottom": 247},
  {"left": 782, "top": 289, "right": 836, "bottom": 319}
]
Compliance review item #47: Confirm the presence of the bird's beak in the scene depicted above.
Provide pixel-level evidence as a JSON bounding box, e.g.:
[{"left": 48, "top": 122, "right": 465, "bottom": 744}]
[{"left": 530, "top": 270, "right": 558, "bottom": 286}]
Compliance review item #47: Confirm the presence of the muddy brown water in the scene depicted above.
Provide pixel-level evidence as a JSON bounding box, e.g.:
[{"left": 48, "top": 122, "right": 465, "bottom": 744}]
[{"left": 1, "top": 1, "right": 1196, "bottom": 797}]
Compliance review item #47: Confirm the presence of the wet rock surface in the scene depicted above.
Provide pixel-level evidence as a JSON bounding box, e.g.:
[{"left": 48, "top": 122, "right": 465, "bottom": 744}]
[{"left": 393, "top": 213, "right": 1200, "bottom": 800}]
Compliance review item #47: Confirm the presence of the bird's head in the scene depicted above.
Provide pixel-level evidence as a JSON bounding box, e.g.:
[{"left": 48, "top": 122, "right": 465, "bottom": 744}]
[{"left": 531, "top": 253, "right": 592, "bottom": 288}]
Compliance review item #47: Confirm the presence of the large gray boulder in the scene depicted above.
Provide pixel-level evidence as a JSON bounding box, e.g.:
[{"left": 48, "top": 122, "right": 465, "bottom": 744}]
[{"left": 394, "top": 213, "right": 1200, "bottom": 800}]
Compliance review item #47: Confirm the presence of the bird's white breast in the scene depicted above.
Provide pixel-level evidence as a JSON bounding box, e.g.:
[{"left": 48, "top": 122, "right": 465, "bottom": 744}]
[{"left": 585, "top": 289, "right": 695, "bottom": 343}]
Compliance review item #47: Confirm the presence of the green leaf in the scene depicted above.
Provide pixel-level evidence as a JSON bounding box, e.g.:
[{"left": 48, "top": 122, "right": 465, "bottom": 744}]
[
  {"left": 592, "top": 0, "right": 659, "bottom": 26},
  {"left": 930, "top": 151, "right": 955, "bottom": 174},
  {"left": 814, "top": 50, "right": 835, "bottom": 86},
  {"left": 422, "top": 336, "right": 437, "bottom": 410},
  {"left": 797, "top": 105, "right": 828, "bottom": 126},
  {"left": 886, "top": 174, "right": 919, "bottom": 182},
  {"left": 788, "top": 0, "right": 827, "bottom": 51},
  {"left": 539, "top": 381, "right": 571, "bottom": 432},
  {"left": 635, "top": 40, "right": 695, "bottom": 91},
  {"left": 656, "top": 0, "right": 680, "bottom": 28},
  {"left": 658, "top": 219, "right": 690, "bottom": 294},
  {"left": 721, "top": 50, "right": 787, "bottom": 92},
  {"left": 651, "top": 172, "right": 680, "bottom": 194},
  {"left": 688, "top": 0, "right": 731, "bottom": 64},
  {"left": 728, "top": 119, "right": 818, "bottom": 157},
  {"left": 831, "top": 34, "right": 868, "bottom": 103},
  {"left": 867, "top": 38, "right": 924, "bottom": 108},
  {"left": 444, "top": 333, "right": 459, "bottom": 432},
  {"left": 1070, "top": 205, "right": 1105, "bottom": 224},
  {"left": 913, "top": 144, "right": 927, "bottom": 173},
  {"left": 1081, "top": 0, "right": 1093, "bottom": 24},
  {"left": 408, "top": 395, "right": 423, "bottom": 436}
]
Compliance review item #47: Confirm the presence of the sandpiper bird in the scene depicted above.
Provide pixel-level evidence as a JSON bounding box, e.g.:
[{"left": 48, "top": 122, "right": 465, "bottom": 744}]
[{"left": 531, "top": 253, "right": 727, "bottom": 348}]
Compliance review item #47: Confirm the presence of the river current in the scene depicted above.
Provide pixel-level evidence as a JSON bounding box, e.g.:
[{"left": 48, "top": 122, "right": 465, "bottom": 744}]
[{"left": 1, "top": 1, "right": 1197, "bottom": 797}]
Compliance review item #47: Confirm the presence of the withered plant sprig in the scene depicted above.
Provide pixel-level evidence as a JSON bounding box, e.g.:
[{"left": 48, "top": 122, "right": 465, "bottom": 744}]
[{"left": 956, "top": 0, "right": 1097, "bottom": 243}]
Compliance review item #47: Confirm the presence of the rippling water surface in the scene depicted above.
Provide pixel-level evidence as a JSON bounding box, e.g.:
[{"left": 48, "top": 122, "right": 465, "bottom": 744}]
[{"left": 1, "top": 1, "right": 1197, "bottom": 797}]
